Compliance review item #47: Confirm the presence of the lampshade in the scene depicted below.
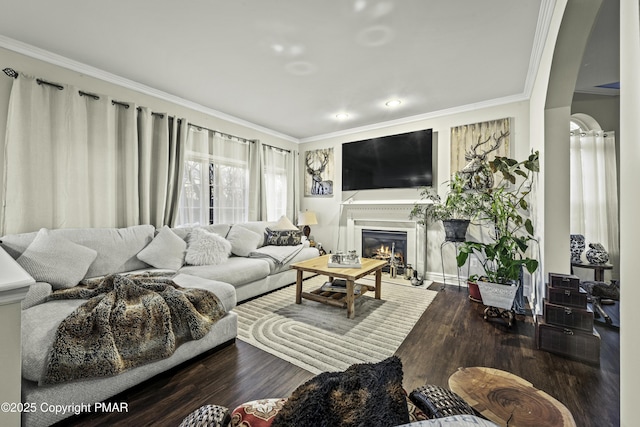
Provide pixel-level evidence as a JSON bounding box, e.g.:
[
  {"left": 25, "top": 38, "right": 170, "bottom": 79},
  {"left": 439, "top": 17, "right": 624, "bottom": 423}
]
[{"left": 297, "top": 211, "right": 318, "bottom": 226}]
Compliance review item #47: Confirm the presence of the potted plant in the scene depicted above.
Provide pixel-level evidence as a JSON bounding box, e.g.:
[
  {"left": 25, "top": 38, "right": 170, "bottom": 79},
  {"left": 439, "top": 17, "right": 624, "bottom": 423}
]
[
  {"left": 410, "top": 173, "right": 482, "bottom": 242},
  {"left": 455, "top": 151, "right": 540, "bottom": 323}
]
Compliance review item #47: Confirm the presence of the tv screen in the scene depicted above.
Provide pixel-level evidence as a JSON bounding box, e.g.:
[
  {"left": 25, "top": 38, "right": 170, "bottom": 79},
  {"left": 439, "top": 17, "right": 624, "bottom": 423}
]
[{"left": 342, "top": 129, "right": 433, "bottom": 191}]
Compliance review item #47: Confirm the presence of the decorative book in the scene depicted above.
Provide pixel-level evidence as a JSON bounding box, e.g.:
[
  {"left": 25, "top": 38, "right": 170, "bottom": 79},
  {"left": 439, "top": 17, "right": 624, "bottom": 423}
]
[
  {"left": 320, "top": 280, "right": 361, "bottom": 294},
  {"left": 327, "top": 253, "right": 362, "bottom": 268}
]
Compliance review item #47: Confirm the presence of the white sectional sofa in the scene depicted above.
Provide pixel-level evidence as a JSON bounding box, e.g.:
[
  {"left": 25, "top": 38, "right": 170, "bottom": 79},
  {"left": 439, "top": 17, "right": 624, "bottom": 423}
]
[{"left": 0, "top": 220, "right": 319, "bottom": 427}]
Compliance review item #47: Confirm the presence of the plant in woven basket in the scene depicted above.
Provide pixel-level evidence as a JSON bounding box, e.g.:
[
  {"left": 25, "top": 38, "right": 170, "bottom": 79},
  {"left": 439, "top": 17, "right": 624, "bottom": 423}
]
[{"left": 456, "top": 151, "right": 540, "bottom": 286}]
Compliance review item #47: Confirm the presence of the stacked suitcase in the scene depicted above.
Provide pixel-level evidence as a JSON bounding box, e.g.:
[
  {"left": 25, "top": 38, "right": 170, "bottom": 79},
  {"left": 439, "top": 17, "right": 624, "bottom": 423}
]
[{"left": 536, "top": 273, "right": 601, "bottom": 365}]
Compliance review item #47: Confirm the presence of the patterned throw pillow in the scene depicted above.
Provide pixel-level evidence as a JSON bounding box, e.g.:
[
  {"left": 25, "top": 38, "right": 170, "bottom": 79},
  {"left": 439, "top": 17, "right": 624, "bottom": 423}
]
[
  {"left": 179, "top": 404, "right": 231, "bottom": 427},
  {"left": 264, "top": 228, "right": 302, "bottom": 246},
  {"left": 230, "top": 398, "right": 287, "bottom": 427}
]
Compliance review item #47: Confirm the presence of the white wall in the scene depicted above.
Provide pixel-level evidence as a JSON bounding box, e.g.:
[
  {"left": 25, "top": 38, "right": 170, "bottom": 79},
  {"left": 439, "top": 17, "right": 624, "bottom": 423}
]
[
  {"left": 298, "top": 100, "right": 531, "bottom": 280},
  {"left": 619, "top": 0, "right": 639, "bottom": 425}
]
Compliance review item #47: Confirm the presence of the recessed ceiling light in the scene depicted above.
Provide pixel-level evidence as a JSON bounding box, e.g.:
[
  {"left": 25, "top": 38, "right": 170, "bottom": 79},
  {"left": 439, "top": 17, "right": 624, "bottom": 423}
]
[
  {"left": 335, "top": 113, "right": 350, "bottom": 120},
  {"left": 385, "top": 99, "right": 402, "bottom": 107}
]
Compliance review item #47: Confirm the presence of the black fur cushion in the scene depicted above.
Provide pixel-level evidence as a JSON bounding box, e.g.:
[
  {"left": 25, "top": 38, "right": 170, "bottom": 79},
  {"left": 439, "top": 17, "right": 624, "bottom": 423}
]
[{"left": 271, "top": 356, "right": 410, "bottom": 427}]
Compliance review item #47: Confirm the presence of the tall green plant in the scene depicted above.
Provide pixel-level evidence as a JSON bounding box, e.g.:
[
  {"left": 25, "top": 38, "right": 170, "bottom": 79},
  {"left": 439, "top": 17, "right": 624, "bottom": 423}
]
[{"left": 456, "top": 151, "right": 540, "bottom": 284}]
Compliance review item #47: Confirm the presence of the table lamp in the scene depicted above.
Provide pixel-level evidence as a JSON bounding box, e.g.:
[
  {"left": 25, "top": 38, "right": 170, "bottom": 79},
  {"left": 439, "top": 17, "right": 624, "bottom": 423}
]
[{"left": 297, "top": 210, "right": 318, "bottom": 239}]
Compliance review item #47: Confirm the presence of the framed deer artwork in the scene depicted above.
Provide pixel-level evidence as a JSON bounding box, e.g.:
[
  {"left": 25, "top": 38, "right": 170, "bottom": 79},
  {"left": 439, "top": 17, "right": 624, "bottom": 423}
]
[
  {"left": 304, "top": 148, "right": 334, "bottom": 197},
  {"left": 450, "top": 118, "right": 512, "bottom": 190}
]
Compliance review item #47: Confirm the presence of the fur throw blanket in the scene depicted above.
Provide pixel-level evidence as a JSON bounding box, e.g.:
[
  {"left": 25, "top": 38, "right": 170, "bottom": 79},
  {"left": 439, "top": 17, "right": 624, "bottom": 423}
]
[
  {"left": 43, "top": 273, "right": 226, "bottom": 385},
  {"left": 271, "top": 356, "right": 410, "bottom": 427}
]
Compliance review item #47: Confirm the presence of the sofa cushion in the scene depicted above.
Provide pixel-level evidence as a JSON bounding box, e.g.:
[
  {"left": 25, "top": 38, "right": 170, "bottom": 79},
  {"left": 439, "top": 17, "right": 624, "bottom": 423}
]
[
  {"left": 226, "top": 225, "right": 263, "bottom": 257},
  {"left": 137, "top": 225, "right": 186, "bottom": 270},
  {"left": 233, "top": 221, "right": 277, "bottom": 247},
  {"left": 185, "top": 228, "right": 232, "bottom": 266},
  {"left": 231, "top": 398, "right": 287, "bottom": 427},
  {"left": 17, "top": 228, "right": 98, "bottom": 289},
  {"left": 271, "top": 356, "right": 410, "bottom": 427},
  {"left": 3, "top": 225, "right": 155, "bottom": 279},
  {"left": 179, "top": 257, "right": 271, "bottom": 288},
  {"left": 172, "top": 273, "right": 237, "bottom": 312},
  {"left": 21, "top": 282, "right": 53, "bottom": 310},
  {"left": 172, "top": 224, "right": 232, "bottom": 242}
]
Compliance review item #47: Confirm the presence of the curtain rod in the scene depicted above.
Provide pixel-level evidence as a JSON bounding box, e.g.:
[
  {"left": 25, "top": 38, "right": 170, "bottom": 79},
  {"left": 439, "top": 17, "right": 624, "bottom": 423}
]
[
  {"left": 3, "top": 67, "right": 290, "bottom": 151},
  {"left": 187, "top": 123, "right": 258, "bottom": 145}
]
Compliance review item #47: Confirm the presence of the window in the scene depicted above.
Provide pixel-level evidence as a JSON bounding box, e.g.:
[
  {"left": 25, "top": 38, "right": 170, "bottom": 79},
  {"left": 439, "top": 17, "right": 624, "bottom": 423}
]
[{"left": 177, "top": 132, "right": 250, "bottom": 226}]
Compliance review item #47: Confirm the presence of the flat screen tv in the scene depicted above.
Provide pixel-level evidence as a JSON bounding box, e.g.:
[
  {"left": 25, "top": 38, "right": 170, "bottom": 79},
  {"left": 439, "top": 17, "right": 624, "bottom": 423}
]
[{"left": 342, "top": 128, "right": 433, "bottom": 191}]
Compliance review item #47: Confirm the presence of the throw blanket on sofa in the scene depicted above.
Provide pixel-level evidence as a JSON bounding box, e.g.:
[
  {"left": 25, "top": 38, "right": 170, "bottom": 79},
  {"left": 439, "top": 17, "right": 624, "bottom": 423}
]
[
  {"left": 42, "top": 273, "right": 226, "bottom": 385},
  {"left": 248, "top": 244, "right": 304, "bottom": 267}
]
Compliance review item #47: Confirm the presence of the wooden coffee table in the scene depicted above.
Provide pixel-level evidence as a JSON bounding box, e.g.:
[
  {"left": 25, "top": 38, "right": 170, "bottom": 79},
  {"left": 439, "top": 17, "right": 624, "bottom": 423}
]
[
  {"left": 449, "top": 367, "right": 576, "bottom": 427},
  {"left": 290, "top": 255, "right": 387, "bottom": 319}
]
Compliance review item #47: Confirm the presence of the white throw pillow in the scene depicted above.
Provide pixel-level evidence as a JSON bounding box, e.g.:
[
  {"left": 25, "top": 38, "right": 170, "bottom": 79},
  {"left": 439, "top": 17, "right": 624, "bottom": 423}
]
[
  {"left": 137, "top": 225, "right": 187, "bottom": 270},
  {"left": 16, "top": 228, "right": 98, "bottom": 289},
  {"left": 226, "top": 225, "right": 263, "bottom": 257},
  {"left": 185, "top": 228, "right": 232, "bottom": 266},
  {"left": 271, "top": 215, "right": 298, "bottom": 231}
]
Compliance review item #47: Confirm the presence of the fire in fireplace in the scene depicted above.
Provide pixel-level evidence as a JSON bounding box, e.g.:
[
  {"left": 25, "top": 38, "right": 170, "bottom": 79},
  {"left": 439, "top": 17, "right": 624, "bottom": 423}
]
[{"left": 362, "top": 229, "right": 407, "bottom": 273}]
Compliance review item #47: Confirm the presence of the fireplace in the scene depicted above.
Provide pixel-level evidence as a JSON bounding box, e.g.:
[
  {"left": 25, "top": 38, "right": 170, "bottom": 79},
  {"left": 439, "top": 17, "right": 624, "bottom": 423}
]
[{"left": 362, "top": 229, "right": 408, "bottom": 273}]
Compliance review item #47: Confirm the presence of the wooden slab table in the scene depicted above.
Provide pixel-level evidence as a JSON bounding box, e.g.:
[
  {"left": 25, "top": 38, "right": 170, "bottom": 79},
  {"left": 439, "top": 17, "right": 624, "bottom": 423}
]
[
  {"left": 290, "top": 255, "right": 387, "bottom": 319},
  {"left": 449, "top": 367, "right": 576, "bottom": 427}
]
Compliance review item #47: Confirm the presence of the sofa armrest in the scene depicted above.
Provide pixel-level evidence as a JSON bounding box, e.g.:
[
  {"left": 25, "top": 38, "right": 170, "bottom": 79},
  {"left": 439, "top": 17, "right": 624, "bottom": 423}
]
[{"left": 21, "top": 282, "right": 52, "bottom": 310}]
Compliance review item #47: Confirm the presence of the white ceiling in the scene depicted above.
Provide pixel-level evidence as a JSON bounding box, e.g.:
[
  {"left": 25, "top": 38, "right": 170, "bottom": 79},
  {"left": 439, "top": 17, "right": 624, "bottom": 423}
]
[{"left": 0, "top": 0, "right": 618, "bottom": 142}]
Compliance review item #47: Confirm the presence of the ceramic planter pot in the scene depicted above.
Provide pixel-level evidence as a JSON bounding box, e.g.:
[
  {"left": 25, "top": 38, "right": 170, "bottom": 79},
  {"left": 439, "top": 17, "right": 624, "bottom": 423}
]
[
  {"left": 468, "top": 280, "right": 483, "bottom": 303},
  {"left": 443, "top": 219, "right": 470, "bottom": 242},
  {"left": 477, "top": 280, "right": 519, "bottom": 311}
]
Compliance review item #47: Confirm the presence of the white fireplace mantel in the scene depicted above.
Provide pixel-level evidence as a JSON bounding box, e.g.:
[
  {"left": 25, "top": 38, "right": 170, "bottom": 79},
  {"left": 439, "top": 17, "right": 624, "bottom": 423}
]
[{"left": 342, "top": 200, "right": 428, "bottom": 276}]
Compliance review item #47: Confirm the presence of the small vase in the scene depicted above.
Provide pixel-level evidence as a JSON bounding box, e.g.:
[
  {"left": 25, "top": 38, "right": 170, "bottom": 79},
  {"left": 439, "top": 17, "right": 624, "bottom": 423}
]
[
  {"left": 586, "top": 243, "right": 609, "bottom": 264},
  {"left": 570, "top": 234, "right": 585, "bottom": 263}
]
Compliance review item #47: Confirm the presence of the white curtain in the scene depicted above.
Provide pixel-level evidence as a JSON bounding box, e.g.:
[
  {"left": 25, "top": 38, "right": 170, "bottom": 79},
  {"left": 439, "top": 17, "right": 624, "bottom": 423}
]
[
  {"left": 261, "top": 144, "right": 290, "bottom": 221},
  {"left": 570, "top": 130, "right": 619, "bottom": 277},
  {"left": 1, "top": 74, "right": 185, "bottom": 235},
  {"left": 178, "top": 127, "right": 252, "bottom": 225}
]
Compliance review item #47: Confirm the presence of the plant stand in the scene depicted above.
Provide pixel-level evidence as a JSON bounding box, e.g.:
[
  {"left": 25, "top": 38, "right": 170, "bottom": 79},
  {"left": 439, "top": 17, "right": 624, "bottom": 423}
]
[
  {"left": 440, "top": 241, "right": 470, "bottom": 291},
  {"left": 483, "top": 306, "right": 516, "bottom": 327},
  {"left": 477, "top": 281, "right": 519, "bottom": 327}
]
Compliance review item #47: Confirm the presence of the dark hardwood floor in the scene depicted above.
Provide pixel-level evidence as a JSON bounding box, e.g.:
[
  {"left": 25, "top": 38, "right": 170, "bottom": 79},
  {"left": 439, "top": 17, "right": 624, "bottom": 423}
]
[{"left": 61, "top": 282, "right": 620, "bottom": 427}]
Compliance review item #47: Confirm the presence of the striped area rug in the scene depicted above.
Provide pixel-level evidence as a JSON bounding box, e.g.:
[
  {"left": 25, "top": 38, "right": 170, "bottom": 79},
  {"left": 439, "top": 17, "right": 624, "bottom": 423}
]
[{"left": 233, "top": 275, "right": 438, "bottom": 374}]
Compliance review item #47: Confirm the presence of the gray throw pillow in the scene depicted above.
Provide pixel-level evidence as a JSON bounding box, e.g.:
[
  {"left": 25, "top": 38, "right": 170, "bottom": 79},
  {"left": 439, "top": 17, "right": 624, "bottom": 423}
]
[
  {"left": 226, "top": 225, "right": 263, "bottom": 257},
  {"left": 16, "top": 228, "right": 98, "bottom": 289},
  {"left": 137, "top": 225, "right": 187, "bottom": 270},
  {"left": 185, "top": 228, "right": 232, "bottom": 266}
]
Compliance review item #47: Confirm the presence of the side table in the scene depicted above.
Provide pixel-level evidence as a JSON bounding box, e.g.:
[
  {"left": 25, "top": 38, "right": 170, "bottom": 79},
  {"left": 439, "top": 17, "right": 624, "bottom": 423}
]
[
  {"left": 449, "top": 367, "right": 576, "bottom": 427},
  {"left": 571, "top": 261, "right": 612, "bottom": 282}
]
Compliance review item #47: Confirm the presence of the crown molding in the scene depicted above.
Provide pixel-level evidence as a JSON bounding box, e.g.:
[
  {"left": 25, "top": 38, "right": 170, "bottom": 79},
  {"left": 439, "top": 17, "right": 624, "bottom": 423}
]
[
  {"left": 0, "top": 35, "right": 299, "bottom": 143},
  {"left": 299, "top": 92, "right": 529, "bottom": 144},
  {"left": 522, "top": 0, "right": 557, "bottom": 98}
]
